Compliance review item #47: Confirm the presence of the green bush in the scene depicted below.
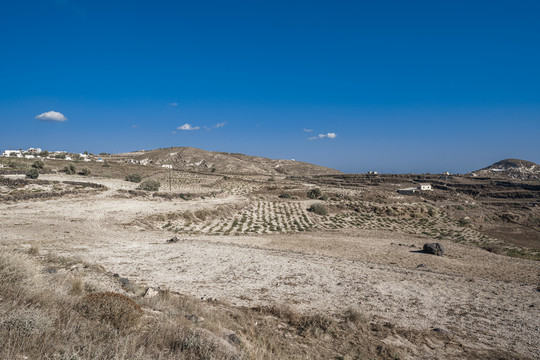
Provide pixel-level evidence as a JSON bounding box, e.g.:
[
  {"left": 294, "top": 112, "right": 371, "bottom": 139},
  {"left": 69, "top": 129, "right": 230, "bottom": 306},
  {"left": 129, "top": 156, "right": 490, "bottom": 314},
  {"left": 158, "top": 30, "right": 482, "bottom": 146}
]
[
  {"left": 55, "top": 153, "right": 66, "bottom": 159},
  {"left": 80, "top": 168, "right": 91, "bottom": 176},
  {"left": 63, "top": 164, "right": 77, "bottom": 175},
  {"left": 307, "top": 203, "right": 328, "bottom": 216},
  {"left": 25, "top": 168, "right": 39, "bottom": 179},
  {"left": 38, "top": 151, "right": 49, "bottom": 157},
  {"left": 125, "top": 174, "right": 142, "bottom": 183},
  {"left": 279, "top": 193, "right": 292, "bottom": 199},
  {"left": 138, "top": 179, "right": 160, "bottom": 192},
  {"left": 307, "top": 188, "right": 323, "bottom": 199},
  {"left": 32, "top": 160, "right": 45, "bottom": 169},
  {"left": 8, "top": 161, "right": 25, "bottom": 169}
]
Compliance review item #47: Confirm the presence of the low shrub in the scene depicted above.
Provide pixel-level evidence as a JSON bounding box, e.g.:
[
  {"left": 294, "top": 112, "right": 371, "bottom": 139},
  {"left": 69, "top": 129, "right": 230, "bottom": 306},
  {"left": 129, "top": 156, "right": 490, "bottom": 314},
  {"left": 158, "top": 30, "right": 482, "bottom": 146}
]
[
  {"left": 32, "top": 160, "right": 45, "bottom": 169},
  {"left": 125, "top": 174, "right": 142, "bottom": 183},
  {"left": 308, "top": 203, "right": 328, "bottom": 216},
  {"left": 63, "top": 164, "right": 77, "bottom": 175},
  {"left": 25, "top": 168, "right": 39, "bottom": 179},
  {"left": 77, "top": 292, "right": 143, "bottom": 329},
  {"left": 80, "top": 168, "right": 91, "bottom": 176},
  {"left": 279, "top": 193, "right": 292, "bottom": 199},
  {"left": 139, "top": 179, "right": 160, "bottom": 192},
  {"left": 307, "top": 188, "right": 323, "bottom": 199}
]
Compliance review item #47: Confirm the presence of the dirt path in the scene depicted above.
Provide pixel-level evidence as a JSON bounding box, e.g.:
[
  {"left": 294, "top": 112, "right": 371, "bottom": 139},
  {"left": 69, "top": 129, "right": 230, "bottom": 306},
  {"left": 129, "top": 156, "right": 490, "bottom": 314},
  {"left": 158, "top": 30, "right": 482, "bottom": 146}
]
[{"left": 1, "top": 177, "right": 539, "bottom": 359}]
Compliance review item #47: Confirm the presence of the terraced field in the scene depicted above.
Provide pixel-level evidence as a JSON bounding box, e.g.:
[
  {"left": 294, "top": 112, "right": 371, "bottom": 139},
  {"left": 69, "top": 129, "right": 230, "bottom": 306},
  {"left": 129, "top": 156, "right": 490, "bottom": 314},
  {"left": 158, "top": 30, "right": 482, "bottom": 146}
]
[
  {"left": 158, "top": 200, "right": 315, "bottom": 235},
  {"left": 152, "top": 198, "right": 497, "bottom": 248}
]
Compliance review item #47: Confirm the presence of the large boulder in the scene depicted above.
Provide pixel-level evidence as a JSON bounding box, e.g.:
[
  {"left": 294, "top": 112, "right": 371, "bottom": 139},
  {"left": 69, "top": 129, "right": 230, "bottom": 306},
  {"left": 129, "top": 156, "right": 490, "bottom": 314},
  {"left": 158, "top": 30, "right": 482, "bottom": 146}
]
[{"left": 423, "top": 243, "right": 444, "bottom": 256}]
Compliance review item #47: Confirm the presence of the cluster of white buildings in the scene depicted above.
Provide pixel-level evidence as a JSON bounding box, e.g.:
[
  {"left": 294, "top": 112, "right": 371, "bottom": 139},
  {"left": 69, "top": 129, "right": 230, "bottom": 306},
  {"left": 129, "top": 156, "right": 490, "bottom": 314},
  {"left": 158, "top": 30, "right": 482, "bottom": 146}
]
[
  {"left": 2, "top": 148, "right": 43, "bottom": 159},
  {"left": 1, "top": 148, "right": 93, "bottom": 162}
]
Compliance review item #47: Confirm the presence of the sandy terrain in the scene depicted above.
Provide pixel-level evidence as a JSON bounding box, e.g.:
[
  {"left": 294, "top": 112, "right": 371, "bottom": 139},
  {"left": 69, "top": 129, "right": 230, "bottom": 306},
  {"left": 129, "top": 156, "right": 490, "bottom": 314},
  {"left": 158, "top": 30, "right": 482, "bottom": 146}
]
[{"left": 1, "top": 174, "right": 539, "bottom": 359}]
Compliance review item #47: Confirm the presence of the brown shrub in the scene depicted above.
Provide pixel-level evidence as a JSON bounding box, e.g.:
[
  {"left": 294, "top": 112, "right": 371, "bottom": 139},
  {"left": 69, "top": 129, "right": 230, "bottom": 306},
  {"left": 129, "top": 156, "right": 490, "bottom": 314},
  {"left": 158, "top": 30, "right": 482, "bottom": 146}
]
[{"left": 77, "top": 292, "right": 143, "bottom": 329}]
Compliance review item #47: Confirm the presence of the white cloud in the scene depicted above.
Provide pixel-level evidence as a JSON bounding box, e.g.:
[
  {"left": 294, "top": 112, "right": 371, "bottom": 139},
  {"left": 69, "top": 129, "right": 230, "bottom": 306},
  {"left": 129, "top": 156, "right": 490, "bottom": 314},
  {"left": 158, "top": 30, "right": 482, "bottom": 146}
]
[
  {"left": 171, "top": 131, "right": 177, "bottom": 135},
  {"left": 303, "top": 128, "right": 313, "bottom": 132},
  {"left": 213, "top": 121, "right": 227, "bottom": 128},
  {"left": 177, "top": 123, "right": 200, "bottom": 131},
  {"left": 169, "top": 102, "right": 178, "bottom": 107},
  {"left": 309, "top": 133, "right": 337, "bottom": 140},
  {"left": 35, "top": 111, "right": 67, "bottom": 122}
]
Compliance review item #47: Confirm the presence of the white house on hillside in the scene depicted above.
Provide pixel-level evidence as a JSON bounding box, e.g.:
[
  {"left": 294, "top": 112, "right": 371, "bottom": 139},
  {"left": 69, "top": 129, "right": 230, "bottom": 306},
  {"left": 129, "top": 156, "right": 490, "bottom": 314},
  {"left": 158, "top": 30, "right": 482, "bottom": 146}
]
[
  {"left": 26, "top": 148, "right": 42, "bottom": 154},
  {"left": 417, "top": 183, "right": 432, "bottom": 191},
  {"left": 2, "top": 150, "right": 22, "bottom": 157}
]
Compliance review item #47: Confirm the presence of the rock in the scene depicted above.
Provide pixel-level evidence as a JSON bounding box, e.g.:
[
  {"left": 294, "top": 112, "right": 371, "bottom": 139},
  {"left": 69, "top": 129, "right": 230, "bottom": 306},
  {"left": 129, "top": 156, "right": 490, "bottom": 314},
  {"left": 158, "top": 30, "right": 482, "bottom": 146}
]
[
  {"left": 185, "top": 314, "right": 204, "bottom": 323},
  {"left": 167, "top": 236, "right": 179, "bottom": 243},
  {"left": 228, "top": 333, "right": 242, "bottom": 345},
  {"left": 432, "top": 327, "right": 450, "bottom": 333},
  {"left": 143, "top": 287, "right": 159, "bottom": 298},
  {"left": 423, "top": 243, "right": 444, "bottom": 256},
  {"left": 416, "top": 264, "right": 426, "bottom": 268}
]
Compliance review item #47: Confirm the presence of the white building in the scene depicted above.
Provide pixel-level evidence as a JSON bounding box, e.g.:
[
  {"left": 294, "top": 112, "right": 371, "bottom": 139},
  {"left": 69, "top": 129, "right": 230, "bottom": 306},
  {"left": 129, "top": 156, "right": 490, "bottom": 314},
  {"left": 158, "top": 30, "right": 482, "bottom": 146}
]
[
  {"left": 417, "top": 183, "right": 432, "bottom": 191},
  {"left": 162, "top": 164, "right": 173, "bottom": 169},
  {"left": 26, "top": 148, "right": 42, "bottom": 154},
  {"left": 2, "top": 150, "right": 22, "bottom": 157}
]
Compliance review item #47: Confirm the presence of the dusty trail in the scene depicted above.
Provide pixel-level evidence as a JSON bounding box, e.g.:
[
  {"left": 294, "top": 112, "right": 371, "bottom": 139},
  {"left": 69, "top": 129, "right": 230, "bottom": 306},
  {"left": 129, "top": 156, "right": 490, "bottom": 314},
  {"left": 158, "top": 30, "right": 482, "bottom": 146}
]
[{"left": 1, "top": 175, "right": 539, "bottom": 359}]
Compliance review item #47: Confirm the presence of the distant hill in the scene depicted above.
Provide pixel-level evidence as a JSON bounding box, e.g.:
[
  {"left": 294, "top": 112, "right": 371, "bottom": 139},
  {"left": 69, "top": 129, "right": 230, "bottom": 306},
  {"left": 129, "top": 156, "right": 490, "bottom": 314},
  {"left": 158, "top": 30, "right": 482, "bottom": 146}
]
[
  {"left": 470, "top": 159, "right": 540, "bottom": 180},
  {"left": 111, "top": 147, "right": 342, "bottom": 176}
]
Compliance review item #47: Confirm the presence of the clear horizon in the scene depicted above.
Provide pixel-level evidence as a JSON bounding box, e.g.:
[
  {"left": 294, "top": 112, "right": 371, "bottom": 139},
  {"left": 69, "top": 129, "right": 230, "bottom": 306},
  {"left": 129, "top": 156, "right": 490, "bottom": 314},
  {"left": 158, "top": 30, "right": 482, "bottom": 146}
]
[{"left": 1, "top": 0, "right": 539, "bottom": 174}]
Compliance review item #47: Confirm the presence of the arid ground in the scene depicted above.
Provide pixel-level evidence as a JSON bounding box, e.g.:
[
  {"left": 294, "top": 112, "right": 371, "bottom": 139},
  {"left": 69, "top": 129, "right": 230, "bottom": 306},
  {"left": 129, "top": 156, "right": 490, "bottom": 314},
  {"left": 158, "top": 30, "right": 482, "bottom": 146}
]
[{"left": 1, "top": 161, "right": 539, "bottom": 359}]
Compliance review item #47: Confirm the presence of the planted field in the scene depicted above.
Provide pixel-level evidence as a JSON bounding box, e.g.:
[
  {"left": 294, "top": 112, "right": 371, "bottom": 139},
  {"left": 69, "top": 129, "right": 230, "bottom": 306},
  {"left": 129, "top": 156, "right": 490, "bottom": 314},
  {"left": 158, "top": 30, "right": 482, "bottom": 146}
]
[{"left": 154, "top": 201, "right": 315, "bottom": 235}]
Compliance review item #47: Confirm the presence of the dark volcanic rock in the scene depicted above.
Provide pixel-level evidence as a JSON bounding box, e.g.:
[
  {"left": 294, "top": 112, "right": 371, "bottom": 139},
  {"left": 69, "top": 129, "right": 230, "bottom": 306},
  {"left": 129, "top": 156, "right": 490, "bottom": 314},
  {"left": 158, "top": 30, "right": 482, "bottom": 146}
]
[{"left": 423, "top": 243, "right": 444, "bottom": 256}]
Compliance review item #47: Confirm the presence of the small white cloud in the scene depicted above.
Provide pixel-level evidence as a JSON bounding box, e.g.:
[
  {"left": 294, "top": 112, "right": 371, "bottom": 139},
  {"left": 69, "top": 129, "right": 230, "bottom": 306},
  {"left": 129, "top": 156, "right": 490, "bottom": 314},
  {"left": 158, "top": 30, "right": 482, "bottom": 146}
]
[
  {"left": 35, "top": 111, "right": 67, "bottom": 122},
  {"left": 171, "top": 131, "right": 177, "bottom": 135},
  {"left": 169, "top": 102, "right": 178, "bottom": 107},
  {"left": 132, "top": 125, "right": 138, "bottom": 128},
  {"left": 303, "top": 129, "right": 313, "bottom": 132},
  {"left": 177, "top": 123, "right": 200, "bottom": 131},
  {"left": 213, "top": 121, "right": 227, "bottom": 128},
  {"left": 309, "top": 133, "right": 337, "bottom": 140}
]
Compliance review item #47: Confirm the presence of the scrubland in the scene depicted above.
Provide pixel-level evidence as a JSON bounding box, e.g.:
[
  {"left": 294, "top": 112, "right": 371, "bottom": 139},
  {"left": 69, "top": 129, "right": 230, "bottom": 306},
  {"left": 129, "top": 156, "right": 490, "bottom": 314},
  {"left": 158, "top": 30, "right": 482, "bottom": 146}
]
[{"left": 1, "top": 157, "right": 538, "bottom": 359}]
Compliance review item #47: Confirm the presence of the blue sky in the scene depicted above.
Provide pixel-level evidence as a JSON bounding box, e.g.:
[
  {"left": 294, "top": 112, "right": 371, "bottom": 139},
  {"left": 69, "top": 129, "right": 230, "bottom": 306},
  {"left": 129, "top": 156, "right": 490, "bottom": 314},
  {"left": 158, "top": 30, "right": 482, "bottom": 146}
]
[{"left": 0, "top": 0, "right": 538, "bottom": 173}]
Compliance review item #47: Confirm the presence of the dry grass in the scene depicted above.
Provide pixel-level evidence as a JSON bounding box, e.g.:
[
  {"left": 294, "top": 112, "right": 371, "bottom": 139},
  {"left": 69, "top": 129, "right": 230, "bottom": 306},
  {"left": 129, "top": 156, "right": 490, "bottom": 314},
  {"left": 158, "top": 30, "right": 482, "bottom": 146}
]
[
  {"left": 0, "top": 247, "right": 420, "bottom": 360},
  {"left": 77, "top": 292, "right": 143, "bottom": 329}
]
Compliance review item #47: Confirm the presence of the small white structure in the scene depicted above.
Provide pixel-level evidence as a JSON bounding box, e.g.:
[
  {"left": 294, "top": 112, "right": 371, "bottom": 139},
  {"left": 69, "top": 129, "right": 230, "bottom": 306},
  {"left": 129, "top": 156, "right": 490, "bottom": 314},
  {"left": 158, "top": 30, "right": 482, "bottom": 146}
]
[
  {"left": 162, "top": 164, "right": 173, "bottom": 169},
  {"left": 24, "top": 155, "right": 35, "bottom": 159},
  {"left": 65, "top": 156, "right": 72, "bottom": 161},
  {"left": 26, "top": 147, "right": 42, "bottom": 154},
  {"left": 398, "top": 183, "right": 432, "bottom": 195},
  {"left": 97, "top": 158, "right": 104, "bottom": 162},
  {"left": 3, "top": 150, "right": 22, "bottom": 157},
  {"left": 368, "top": 171, "right": 378, "bottom": 175}
]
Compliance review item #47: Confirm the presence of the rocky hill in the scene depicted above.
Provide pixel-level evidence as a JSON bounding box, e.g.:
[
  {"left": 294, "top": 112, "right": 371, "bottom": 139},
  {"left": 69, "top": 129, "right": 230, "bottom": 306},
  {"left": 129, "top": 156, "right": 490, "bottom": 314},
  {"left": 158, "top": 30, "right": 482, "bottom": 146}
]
[
  {"left": 111, "top": 147, "right": 342, "bottom": 176},
  {"left": 470, "top": 159, "right": 540, "bottom": 180}
]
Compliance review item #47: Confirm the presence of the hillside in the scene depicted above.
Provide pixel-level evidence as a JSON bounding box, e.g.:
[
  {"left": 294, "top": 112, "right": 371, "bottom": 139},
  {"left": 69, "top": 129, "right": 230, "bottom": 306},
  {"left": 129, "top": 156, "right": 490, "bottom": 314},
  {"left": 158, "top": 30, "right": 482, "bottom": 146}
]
[
  {"left": 470, "top": 159, "right": 540, "bottom": 180},
  {"left": 111, "top": 147, "right": 342, "bottom": 176}
]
